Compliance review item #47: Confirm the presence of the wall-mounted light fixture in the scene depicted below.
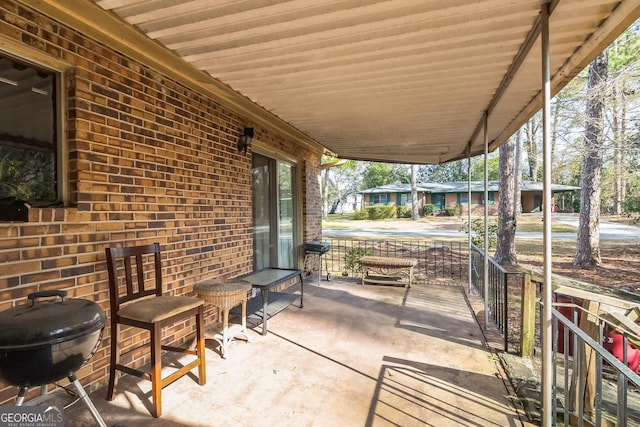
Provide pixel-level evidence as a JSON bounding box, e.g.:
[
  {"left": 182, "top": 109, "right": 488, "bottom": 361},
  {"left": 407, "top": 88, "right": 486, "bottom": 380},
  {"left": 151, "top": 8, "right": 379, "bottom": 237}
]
[{"left": 237, "top": 127, "right": 254, "bottom": 154}]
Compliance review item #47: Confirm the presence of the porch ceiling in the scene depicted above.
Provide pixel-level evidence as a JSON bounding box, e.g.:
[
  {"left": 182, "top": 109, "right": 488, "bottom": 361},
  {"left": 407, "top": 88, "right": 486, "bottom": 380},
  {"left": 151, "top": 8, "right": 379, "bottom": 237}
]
[{"left": 37, "top": 1, "right": 640, "bottom": 164}]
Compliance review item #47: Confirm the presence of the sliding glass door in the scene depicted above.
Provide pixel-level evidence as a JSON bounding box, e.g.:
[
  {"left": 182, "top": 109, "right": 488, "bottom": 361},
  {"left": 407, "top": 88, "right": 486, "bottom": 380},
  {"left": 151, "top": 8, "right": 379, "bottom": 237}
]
[{"left": 252, "top": 153, "right": 298, "bottom": 270}]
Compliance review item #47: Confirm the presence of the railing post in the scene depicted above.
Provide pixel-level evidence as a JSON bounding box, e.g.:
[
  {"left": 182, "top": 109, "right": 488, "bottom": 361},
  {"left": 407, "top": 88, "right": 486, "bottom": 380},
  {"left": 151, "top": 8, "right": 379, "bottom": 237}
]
[{"left": 520, "top": 272, "right": 535, "bottom": 357}]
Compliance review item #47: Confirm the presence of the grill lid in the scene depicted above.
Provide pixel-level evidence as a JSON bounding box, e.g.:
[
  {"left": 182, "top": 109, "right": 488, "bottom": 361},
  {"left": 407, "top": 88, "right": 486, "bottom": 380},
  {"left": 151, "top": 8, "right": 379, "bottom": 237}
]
[
  {"left": 0, "top": 291, "right": 106, "bottom": 350},
  {"left": 303, "top": 241, "right": 331, "bottom": 253}
]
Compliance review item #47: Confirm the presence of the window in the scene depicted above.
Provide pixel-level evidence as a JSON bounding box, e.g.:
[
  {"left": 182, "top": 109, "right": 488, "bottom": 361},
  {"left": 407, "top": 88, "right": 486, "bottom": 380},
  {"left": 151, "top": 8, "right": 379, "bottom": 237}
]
[
  {"left": 252, "top": 153, "right": 298, "bottom": 270},
  {"left": 0, "top": 54, "right": 60, "bottom": 205},
  {"left": 458, "top": 193, "right": 469, "bottom": 205},
  {"left": 478, "top": 192, "right": 495, "bottom": 205},
  {"left": 371, "top": 194, "right": 387, "bottom": 205},
  {"left": 399, "top": 193, "right": 411, "bottom": 205}
]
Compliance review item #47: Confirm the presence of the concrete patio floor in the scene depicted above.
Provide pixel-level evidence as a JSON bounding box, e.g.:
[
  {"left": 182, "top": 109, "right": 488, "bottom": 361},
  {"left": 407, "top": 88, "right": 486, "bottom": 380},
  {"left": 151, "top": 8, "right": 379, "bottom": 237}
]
[{"left": 57, "top": 279, "right": 531, "bottom": 426}]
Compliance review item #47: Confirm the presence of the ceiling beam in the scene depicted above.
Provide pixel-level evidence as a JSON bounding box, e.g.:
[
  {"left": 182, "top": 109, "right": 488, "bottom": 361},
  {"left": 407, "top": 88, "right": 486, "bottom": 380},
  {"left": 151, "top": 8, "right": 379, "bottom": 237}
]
[
  {"left": 489, "top": 0, "right": 640, "bottom": 152},
  {"left": 466, "top": 1, "right": 560, "bottom": 155}
]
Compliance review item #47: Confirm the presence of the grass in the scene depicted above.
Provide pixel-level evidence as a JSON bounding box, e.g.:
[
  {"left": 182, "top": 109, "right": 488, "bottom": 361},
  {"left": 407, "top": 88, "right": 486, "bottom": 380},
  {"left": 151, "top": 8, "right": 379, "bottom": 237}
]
[{"left": 516, "top": 216, "right": 576, "bottom": 233}]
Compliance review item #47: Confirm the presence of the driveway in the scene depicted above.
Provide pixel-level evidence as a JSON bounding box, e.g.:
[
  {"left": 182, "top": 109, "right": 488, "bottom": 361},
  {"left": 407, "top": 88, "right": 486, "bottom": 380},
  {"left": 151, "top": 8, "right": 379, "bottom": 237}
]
[
  {"left": 549, "top": 213, "right": 640, "bottom": 241},
  {"left": 322, "top": 214, "right": 640, "bottom": 241}
]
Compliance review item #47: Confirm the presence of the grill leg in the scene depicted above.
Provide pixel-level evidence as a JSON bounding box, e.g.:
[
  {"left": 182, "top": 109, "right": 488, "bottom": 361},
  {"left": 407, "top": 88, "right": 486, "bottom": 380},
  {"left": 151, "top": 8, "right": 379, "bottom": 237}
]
[
  {"left": 14, "top": 379, "right": 106, "bottom": 427},
  {"left": 69, "top": 374, "right": 107, "bottom": 427},
  {"left": 15, "top": 387, "right": 27, "bottom": 406}
]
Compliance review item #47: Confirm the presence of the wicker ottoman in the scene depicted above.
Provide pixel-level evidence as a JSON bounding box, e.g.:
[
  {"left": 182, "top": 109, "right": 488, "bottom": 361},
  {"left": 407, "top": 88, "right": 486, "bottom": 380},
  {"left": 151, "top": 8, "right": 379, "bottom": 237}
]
[
  {"left": 359, "top": 256, "right": 418, "bottom": 287},
  {"left": 194, "top": 279, "right": 253, "bottom": 358}
]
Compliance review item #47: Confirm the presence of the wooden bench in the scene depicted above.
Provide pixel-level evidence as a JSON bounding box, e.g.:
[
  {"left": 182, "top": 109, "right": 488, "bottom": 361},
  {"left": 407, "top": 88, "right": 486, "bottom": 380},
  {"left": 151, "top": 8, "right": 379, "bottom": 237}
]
[{"left": 359, "top": 256, "right": 417, "bottom": 287}]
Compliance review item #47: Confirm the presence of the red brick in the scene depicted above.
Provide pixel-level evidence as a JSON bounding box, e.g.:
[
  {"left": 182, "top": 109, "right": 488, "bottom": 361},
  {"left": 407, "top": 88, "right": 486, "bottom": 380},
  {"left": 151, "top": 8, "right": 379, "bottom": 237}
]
[{"left": 0, "top": 0, "right": 321, "bottom": 405}]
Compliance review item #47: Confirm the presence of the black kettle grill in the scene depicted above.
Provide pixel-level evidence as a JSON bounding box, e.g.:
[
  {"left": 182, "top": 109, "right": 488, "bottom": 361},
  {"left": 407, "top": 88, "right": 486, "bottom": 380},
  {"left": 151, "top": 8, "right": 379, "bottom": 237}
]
[{"left": 0, "top": 290, "right": 107, "bottom": 426}]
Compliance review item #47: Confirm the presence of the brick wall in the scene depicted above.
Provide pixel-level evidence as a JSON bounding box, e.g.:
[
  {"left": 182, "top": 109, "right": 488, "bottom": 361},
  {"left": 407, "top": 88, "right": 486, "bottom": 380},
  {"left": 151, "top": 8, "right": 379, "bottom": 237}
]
[
  {"left": 0, "top": 0, "right": 322, "bottom": 403},
  {"left": 303, "top": 159, "right": 323, "bottom": 241}
]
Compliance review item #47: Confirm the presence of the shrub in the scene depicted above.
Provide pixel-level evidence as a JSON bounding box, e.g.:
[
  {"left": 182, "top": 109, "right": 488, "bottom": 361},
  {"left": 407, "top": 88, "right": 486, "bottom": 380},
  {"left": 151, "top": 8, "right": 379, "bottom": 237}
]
[
  {"left": 572, "top": 198, "right": 581, "bottom": 213},
  {"left": 423, "top": 204, "right": 436, "bottom": 216},
  {"left": 461, "top": 217, "right": 497, "bottom": 248},
  {"left": 396, "top": 205, "right": 412, "bottom": 218},
  {"left": 352, "top": 209, "right": 369, "bottom": 220},
  {"left": 624, "top": 196, "right": 640, "bottom": 213},
  {"left": 343, "top": 247, "right": 374, "bottom": 275},
  {"left": 444, "top": 206, "right": 460, "bottom": 217},
  {"left": 366, "top": 205, "right": 396, "bottom": 220}
]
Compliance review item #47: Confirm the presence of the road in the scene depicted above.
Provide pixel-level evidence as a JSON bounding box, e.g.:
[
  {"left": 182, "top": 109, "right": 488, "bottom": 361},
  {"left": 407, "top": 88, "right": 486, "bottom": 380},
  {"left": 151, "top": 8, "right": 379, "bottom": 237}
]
[{"left": 322, "top": 214, "right": 640, "bottom": 241}]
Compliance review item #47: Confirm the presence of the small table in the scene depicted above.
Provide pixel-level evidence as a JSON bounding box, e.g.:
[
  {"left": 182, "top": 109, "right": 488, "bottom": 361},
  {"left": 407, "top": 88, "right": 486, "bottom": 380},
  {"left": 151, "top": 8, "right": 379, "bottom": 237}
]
[
  {"left": 194, "top": 279, "right": 252, "bottom": 358},
  {"left": 239, "top": 269, "right": 304, "bottom": 336}
]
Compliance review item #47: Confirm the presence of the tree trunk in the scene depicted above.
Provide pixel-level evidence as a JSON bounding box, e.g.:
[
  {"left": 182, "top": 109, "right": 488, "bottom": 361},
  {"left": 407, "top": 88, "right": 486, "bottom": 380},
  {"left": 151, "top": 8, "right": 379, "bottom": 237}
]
[
  {"left": 514, "top": 128, "right": 523, "bottom": 215},
  {"left": 612, "top": 85, "right": 627, "bottom": 215},
  {"left": 621, "top": 99, "right": 627, "bottom": 210},
  {"left": 322, "top": 168, "right": 330, "bottom": 219},
  {"left": 574, "top": 50, "right": 608, "bottom": 266},
  {"left": 524, "top": 118, "right": 539, "bottom": 181},
  {"left": 612, "top": 89, "right": 623, "bottom": 215},
  {"left": 494, "top": 134, "right": 518, "bottom": 264},
  {"left": 411, "top": 165, "right": 419, "bottom": 220}
]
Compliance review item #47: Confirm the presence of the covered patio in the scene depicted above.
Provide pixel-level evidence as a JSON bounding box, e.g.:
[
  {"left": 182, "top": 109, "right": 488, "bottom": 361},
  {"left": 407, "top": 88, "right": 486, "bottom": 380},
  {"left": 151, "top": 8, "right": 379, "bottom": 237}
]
[
  {"left": 59, "top": 279, "right": 528, "bottom": 426},
  {"left": 2, "top": 1, "right": 640, "bottom": 425}
]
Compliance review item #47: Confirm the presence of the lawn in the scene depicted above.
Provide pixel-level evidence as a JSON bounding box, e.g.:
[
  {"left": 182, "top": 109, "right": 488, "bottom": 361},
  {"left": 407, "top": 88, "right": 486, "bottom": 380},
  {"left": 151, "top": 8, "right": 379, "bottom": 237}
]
[{"left": 323, "top": 213, "right": 640, "bottom": 293}]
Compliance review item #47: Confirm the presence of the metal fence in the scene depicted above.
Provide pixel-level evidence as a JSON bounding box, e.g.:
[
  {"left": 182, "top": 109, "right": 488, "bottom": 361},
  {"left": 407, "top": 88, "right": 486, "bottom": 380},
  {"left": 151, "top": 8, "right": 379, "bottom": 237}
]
[
  {"left": 311, "top": 239, "right": 468, "bottom": 285},
  {"left": 469, "top": 243, "right": 525, "bottom": 352},
  {"left": 550, "top": 303, "right": 640, "bottom": 426}
]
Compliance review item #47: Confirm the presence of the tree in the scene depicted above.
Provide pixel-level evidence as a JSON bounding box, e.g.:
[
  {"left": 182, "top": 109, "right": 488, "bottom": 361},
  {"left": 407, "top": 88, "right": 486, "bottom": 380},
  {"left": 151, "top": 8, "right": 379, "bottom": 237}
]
[
  {"left": 607, "top": 25, "right": 640, "bottom": 214},
  {"left": 523, "top": 113, "right": 541, "bottom": 181},
  {"left": 410, "top": 164, "right": 418, "bottom": 220},
  {"left": 417, "top": 160, "right": 469, "bottom": 182},
  {"left": 390, "top": 164, "right": 411, "bottom": 184},
  {"left": 549, "top": 74, "right": 586, "bottom": 211},
  {"left": 494, "top": 134, "right": 519, "bottom": 264},
  {"left": 360, "top": 162, "right": 408, "bottom": 190},
  {"left": 574, "top": 50, "right": 609, "bottom": 266},
  {"left": 514, "top": 127, "right": 523, "bottom": 215},
  {"left": 470, "top": 154, "right": 500, "bottom": 181},
  {"left": 321, "top": 157, "right": 360, "bottom": 216}
]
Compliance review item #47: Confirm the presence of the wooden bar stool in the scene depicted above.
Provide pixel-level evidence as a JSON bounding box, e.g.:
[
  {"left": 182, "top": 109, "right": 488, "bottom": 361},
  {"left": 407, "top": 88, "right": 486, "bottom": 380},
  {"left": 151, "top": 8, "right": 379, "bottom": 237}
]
[
  {"left": 105, "top": 243, "right": 206, "bottom": 418},
  {"left": 194, "top": 279, "right": 253, "bottom": 357}
]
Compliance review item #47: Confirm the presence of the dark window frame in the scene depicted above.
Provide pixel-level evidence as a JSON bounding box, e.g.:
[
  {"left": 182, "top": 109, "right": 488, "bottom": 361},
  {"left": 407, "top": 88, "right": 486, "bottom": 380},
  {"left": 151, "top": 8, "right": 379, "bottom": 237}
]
[
  {"left": 371, "top": 193, "right": 388, "bottom": 205},
  {"left": 0, "top": 51, "right": 65, "bottom": 212}
]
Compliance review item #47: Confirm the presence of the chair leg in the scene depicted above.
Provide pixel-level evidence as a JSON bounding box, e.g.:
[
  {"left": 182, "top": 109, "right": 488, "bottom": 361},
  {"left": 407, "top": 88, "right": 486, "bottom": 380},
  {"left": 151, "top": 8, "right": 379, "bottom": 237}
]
[
  {"left": 106, "top": 322, "right": 120, "bottom": 401},
  {"left": 150, "top": 323, "right": 162, "bottom": 418},
  {"left": 196, "top": 306, "right": 206, "bottom": 385}
]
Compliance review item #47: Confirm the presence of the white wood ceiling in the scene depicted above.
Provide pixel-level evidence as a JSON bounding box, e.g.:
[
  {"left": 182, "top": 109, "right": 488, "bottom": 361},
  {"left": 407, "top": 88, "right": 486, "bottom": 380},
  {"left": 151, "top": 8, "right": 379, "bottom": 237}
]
[{"left": 80, "top": 1, "right": 640, "bottom": 163}]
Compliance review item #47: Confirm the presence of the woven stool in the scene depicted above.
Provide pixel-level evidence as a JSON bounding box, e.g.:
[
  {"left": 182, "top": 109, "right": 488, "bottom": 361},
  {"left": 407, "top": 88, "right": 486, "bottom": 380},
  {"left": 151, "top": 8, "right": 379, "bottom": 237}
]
[{"left": 194, "top": 279, "right": 253, "bottom": 358}]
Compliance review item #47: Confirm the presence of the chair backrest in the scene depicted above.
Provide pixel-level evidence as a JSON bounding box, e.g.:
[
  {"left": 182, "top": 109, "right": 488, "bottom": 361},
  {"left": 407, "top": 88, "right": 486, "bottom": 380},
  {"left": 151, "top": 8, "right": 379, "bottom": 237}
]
[{"left": 105, "top": 243, "right": 163, "bottom": 311}]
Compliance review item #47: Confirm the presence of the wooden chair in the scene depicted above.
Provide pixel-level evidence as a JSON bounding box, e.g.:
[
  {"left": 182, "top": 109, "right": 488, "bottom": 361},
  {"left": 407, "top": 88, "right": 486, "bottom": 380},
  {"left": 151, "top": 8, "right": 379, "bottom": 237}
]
[{"left": 105, "top": 243, "right": 206, "bottom": 418}]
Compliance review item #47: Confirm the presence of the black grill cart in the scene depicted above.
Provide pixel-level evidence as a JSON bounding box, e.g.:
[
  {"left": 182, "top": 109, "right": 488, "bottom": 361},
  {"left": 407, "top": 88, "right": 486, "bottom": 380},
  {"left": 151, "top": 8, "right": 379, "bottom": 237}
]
[{"left": 303, "top": 241, "right": 331, "bottom": 283}]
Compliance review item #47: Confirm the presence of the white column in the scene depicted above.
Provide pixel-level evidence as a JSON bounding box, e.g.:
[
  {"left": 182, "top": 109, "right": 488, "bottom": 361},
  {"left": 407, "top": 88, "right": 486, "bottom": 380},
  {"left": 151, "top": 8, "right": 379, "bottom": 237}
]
[
  {"left": 483, "top": 111, "right": 489, "bottom": 326},
  {"left": 541, "top": 3, "right": 553, "bottom": 426},
  {"left": 468, "top": 157, "right": 472, "bottom": 293}
]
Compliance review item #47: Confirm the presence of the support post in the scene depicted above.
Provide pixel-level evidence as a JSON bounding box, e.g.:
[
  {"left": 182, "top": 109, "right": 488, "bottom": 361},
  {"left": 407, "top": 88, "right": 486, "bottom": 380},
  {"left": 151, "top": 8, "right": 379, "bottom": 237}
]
[
  {"left": 483, "top": 111, "right": 489, "bottom": 327},
  {"left": 541, "top": 3, "right": 553, "bottom": 426},
  {"left": 467, "top": 157, "right": 472, "bottom": 293},
  {"left": 520, "top": 272, "right": 535, "bottom": 357}
]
